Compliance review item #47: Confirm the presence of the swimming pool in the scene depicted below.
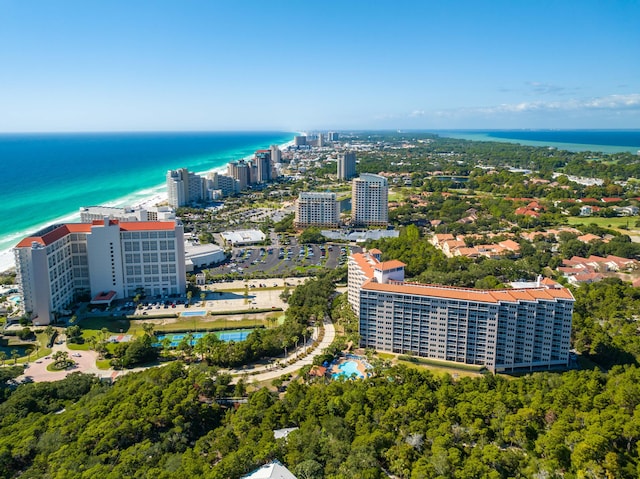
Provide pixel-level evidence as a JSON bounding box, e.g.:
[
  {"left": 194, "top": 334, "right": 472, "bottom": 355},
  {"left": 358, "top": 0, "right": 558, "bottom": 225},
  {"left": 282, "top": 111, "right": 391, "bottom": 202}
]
[
  {"left": 331, "top": 359, "right": 369, "bottom": 380},
  {"left": 155, "top": 329, "right": 252, "bottom": 348},
  {"left": 180, "top": 310, "right": 206, "bottom": 317}
]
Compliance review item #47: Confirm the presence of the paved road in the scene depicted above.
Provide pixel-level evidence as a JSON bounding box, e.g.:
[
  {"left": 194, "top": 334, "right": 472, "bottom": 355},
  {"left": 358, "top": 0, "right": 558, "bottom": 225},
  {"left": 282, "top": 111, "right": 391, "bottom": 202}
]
[{"left": 226, "top": 318, "right": 336, "bottom": 384}]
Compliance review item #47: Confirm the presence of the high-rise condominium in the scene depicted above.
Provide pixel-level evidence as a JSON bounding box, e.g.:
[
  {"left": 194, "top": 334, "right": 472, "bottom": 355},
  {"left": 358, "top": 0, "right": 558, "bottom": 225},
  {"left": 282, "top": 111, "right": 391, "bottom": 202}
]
[
  {"left": 337, "top": 152, "right": 357, "bottom": 180},
  {"left": 14, "top": 219, "right": 186, "bottom": 325},
  {"left": 166, "top": 168, "right": 205, "bottom": 208},
  {"left": 294, "top": 192, "right": 339, "bottom": 228},
  {"left": 348, "top": 250, "right": 574, "bottom": 372},
  {"left": 351, "top": 173, "right": 388, "bottom": 226}
]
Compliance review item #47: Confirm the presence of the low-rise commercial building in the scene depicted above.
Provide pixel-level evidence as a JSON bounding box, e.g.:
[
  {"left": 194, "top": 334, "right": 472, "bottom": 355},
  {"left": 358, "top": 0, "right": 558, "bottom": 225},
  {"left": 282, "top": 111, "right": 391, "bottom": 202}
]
[
  {"left": 79, "top": 205, "right": 175, "bottom": 222},
  {"left": 220, "top": 229, "right": 266, "bottom": 246}
]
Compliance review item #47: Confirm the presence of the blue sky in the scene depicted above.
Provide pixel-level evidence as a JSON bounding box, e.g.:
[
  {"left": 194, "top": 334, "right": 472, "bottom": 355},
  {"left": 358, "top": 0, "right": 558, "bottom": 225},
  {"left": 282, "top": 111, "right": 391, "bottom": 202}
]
[{"left": 1, "top": 0, "right": 639, "bottom": 132}]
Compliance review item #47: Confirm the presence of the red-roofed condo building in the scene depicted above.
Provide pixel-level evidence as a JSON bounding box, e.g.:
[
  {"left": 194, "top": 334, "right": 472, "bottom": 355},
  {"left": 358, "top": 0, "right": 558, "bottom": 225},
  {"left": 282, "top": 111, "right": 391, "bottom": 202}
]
[
  {"left": 14, "top": 219, "right": 186, "bottom": 325},
  {"left": 348, "top": 250, "right": 574, "bottom": 372}
]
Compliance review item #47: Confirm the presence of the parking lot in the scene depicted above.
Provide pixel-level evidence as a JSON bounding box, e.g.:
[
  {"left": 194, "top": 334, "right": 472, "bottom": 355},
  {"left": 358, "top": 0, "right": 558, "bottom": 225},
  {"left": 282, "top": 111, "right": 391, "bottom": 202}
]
[{"left": 205, "top": 242, "right": 361, "bottom": 278}]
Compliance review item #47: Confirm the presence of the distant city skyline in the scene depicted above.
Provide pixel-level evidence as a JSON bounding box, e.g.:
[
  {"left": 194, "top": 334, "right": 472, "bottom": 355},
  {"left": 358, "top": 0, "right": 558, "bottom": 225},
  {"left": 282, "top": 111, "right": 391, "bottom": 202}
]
[{"left": 1, "top": 0, "right": 639, "bottom": 132}]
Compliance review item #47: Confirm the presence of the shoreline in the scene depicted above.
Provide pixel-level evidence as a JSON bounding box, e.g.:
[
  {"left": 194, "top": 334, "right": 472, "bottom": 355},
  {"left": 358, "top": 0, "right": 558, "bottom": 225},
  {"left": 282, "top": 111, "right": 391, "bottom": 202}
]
[
  {"left": 437, "top": 131, "right": 640, "bottom": 154},
  {"left": 0, "top": 138, "right": 294, "bottom": 275}
]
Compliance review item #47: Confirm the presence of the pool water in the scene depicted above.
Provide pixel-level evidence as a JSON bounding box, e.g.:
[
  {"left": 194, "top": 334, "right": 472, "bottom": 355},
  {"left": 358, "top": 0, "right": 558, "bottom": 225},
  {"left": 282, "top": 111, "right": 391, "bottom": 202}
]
[
  {"left": 332, "top": 360, "right": 365, "bottom": 379},
  {"left": 180, "top": 310, "right": 206, "bottom": 317}
]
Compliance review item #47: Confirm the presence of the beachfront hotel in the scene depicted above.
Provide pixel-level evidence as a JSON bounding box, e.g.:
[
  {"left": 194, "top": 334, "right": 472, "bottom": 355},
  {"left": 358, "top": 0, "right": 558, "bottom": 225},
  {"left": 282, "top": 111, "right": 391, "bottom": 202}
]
[
  {"left": 254, "top": 149, "right": 273, "bottom": 183},
  {"left": 351, "top": 173, "right": 388, "bottom": 226},
  {"left": 166, "top": 168, "right": 206, "bottom": 208},
  {"left": 294, "top": 192, "right": 340, "bottom": 229},
  {"left": 14, "top": 219, "right": 186, "bottom": 325},
  {"left": 348, "top": 250, "right": 574, "bottom": 372}
]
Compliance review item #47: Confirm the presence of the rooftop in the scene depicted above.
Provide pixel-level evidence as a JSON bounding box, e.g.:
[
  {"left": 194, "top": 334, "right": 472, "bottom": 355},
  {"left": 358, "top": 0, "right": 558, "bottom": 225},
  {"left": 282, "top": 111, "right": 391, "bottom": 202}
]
[{"left": 15, "top": 221, "right": 178, "bottom": 248}]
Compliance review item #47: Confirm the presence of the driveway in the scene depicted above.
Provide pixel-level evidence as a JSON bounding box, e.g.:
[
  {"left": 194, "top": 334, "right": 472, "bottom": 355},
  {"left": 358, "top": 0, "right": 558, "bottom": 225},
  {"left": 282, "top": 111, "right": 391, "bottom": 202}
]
[{"left": 18, "top": 344, "right": 102, "bottom": 383}]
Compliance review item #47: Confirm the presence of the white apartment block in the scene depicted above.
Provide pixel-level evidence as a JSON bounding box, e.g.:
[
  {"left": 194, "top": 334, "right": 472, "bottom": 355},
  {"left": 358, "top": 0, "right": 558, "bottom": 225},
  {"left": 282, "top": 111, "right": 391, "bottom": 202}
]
[
  {"left": 79, "top": 205, "right": 175, "bottom": 222},
  {"left": 294, "top": 192, "right": 339, "bottom": 228},
  {"left": 351, "top": 173, "right": 388, "bottom": 226},
  {"left": 14, "top": 219, "right": 186, "bottom": 325},
  {"left": 206, "top": 172, "right": 239, "bottom": 197},
  {"left": 227, "top": 160, "right": 252, "bottom": 190},
  {"left": 349, "top": 250, "right": 574, "bottom": 372},
  {"left": 166, "top": 168, "right": 205, "bottom": 208}
]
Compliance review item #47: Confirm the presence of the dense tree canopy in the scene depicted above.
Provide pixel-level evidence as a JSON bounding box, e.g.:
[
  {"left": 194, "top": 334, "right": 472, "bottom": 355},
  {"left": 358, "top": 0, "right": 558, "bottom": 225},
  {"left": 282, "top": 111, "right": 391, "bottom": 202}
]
[{"left": 2, "top": 363, "right": 640, "bottom": 478}]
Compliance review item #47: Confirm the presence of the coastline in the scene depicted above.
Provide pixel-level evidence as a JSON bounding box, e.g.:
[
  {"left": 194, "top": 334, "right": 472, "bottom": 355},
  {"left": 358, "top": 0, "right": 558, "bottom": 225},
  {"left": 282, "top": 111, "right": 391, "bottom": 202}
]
[
  {"left": 0, "top": 138, "right": 294, "bottom": 275},
  {"left": 436, "top": 130, "right": 640, "bottom": 154}
]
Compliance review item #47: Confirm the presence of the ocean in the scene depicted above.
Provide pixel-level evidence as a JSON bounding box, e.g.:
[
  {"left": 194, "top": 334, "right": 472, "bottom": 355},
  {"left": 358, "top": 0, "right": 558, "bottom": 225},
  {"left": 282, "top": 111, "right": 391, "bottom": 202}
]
[
  {"left": 0, "top": 131, "right": 294, "bottom": 271},
  {"left": 434, "top": 130, "right": 640, "bottom": 155}
]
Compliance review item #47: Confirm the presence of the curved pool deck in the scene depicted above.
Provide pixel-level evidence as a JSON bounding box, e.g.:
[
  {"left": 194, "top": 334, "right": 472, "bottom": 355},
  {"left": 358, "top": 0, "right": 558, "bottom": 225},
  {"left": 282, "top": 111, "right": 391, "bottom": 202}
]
[{"left": 331, "top": 356, "right": 371, "bottom": 380}]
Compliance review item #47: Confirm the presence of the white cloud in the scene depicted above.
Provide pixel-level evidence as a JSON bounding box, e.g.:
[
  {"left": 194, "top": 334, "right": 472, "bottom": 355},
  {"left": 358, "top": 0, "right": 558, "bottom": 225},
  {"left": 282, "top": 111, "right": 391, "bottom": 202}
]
[{"left": 448, "top": 93, "right": 640, "bottom": 116}]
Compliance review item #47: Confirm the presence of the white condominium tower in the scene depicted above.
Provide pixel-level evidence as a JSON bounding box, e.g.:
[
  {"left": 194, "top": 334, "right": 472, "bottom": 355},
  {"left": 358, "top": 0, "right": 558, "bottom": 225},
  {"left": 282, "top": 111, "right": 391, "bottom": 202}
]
[
  {"left": 348, "top": 250, "right": 575, "bottom": 372},
  {"left": 337, "top": 151, "right": 357, "bottom": 180},
  {"left": 254, "top": 150, "right": 272, "bottom": 183},
  {"left": 14, "top": 219, "right": 186, "bottom": 325},
  {"left": 294, "top": 192, "right": 340, "bottom": 228},
  {"left": 227, "top": 160, "right": 252, "bottom": 190},
  {"left": 351, "top": 173, "right": 388, "bottom": 226},
  {"left": 269, "top": 144, "right": 282, "bottom": 164},
  {"left": 166, "top": 168, "right": 205, "bottom": 208}
]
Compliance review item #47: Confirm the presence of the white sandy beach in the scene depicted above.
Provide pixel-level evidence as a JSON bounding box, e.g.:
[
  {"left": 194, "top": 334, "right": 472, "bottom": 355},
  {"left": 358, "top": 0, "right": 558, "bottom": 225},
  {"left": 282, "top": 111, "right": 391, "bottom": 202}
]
[{"left": 0, "top": 139, "right": 294, "bottom": 275}]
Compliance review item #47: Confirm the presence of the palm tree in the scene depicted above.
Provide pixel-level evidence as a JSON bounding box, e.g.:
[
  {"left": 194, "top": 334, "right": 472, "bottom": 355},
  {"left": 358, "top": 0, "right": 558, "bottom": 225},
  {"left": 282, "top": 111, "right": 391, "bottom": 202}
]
[
  {"left": 142, "top": 323, "right": 155, "bottom": 338},
  {"left": 0, "top": 351, "right": 6, "bottom": 366},
  {"left": 44, "top": 325, "right": 54, "bottom": 339},
  {"left": 282, "top": 338, "right": 289, "bottom": 359},
  {"left": 186, "top": 290, "right": 193, "bottom": 307},
  {"left": 200, "top": 292, "right": 206, "bottom": 306},
  {"left": 303, "top": 327, "right": 312, "bottom": 351},
  {"left": 161, "top": 337, "right": 172, "bottom": 357},
  {"left": 11, "top": 349, "right": 19, "bottom": 365}
]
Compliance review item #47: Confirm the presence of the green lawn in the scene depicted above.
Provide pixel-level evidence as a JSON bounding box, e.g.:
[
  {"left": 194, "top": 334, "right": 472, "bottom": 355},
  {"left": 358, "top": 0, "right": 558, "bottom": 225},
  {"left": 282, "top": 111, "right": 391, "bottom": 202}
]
[
  {"left": 566, "top": 216, "right": 640, "bottom": 231},
  {"left": 78, "top": 314, "right": 268, "bottom": 336},
  {"left": 96, "top": 359, "right": 111, "bottom": 370},
  {"left": 377, "top": 352, "right": 484, "bottom": 378}
]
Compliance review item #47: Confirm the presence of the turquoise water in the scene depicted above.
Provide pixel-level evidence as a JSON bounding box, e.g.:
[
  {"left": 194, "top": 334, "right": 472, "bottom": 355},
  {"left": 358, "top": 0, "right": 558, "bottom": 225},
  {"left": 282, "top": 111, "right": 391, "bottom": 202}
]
[
  {"left": 180, "top": 310, "right": 206, "bottom": 317},
  {"left": 155, "top": 329, "right": 251, "bottom": 347},
  {"left": 434, "top": 130, "right": 640, "bottom": 154},
  {"left": 0, "top": 131, "right": 294, "bottom": 257},
  {"left": 332, "top": 360, "right": 365, "bottom": 379}
]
